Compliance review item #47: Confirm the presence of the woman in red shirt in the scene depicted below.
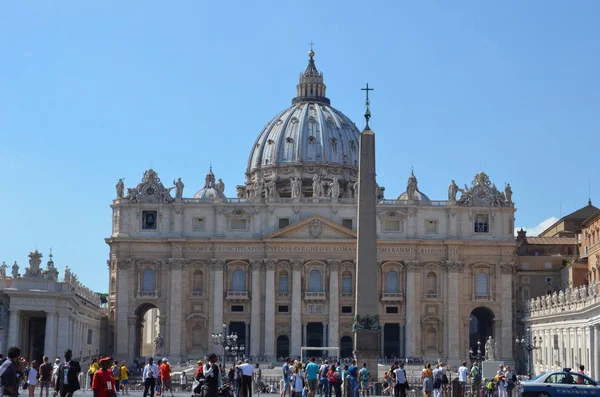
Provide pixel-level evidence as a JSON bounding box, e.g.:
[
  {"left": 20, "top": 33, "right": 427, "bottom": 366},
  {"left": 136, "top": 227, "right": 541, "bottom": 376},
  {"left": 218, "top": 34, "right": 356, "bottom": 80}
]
[{"left": 92, "top": 356, "right": 116, "bottom": 397}]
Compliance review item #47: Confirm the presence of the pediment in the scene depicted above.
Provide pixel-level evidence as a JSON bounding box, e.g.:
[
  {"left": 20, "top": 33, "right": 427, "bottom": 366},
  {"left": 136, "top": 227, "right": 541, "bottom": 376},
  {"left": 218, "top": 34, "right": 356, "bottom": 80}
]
[{"left": 264, "top": 215, "right": 357, "bottom": 240}]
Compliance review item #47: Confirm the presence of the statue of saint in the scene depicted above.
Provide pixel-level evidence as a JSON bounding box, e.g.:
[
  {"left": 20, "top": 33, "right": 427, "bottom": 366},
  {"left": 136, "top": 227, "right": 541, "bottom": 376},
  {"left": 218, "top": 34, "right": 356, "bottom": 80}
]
[
  {"left": 291, "top": 178, "right": 302, "bottom": 198},
  {"left": 173, "top": 178, "right": 184, "bottom": 199},
  {"left": 448, "top": 180, "right": 459, "bottom": 201},
  {"left": 407, "top": 178, "right": 417, "bottom": 200},
  {"left": 329, "top": 177, "right": 340, "bottom": 198},
  {"left": 312, "top": 175, "right": 322, "bottom": 197},
  {"left": 11, "top": 261, "right": 19, "bottom": 279},
  {"left": 353, "top": 181, "right": 359, "bottom": 198},
  {"left": 116, "top": 178, "right": 124, "bottom": 199},
  {"left": 216, "top": 178, "right": 225, "bottom": 197},
  {"left": 485, "top": 336, "right": 496, "bottom": 361},
  {"left": 154, "top": 333, "right": 164, "bottom": 356},
  {"left": 505, "top": 183, "right": 513, "bottom": 203},
  {"left": 64, "top": 266, "right": 72, "bottom": 283},
  {"left": 0, "top": 261, "right": 7, "bottom": 278}
]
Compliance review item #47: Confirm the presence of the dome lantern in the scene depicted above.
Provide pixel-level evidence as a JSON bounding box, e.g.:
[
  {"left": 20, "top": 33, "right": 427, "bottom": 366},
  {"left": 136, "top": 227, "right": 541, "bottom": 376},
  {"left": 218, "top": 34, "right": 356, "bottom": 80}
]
[{"left": 292, "top": 50, "right": 330, "bottom": 105}]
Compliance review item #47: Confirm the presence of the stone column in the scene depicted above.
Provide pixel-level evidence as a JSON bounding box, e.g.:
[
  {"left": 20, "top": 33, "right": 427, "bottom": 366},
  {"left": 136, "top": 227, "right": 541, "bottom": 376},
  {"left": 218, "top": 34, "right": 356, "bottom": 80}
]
[
  {"left": 7, "top": 309, "right": 20, "bottom": 348},
  {"left": 328, "top": 260, "right": 340, "bottom": 351},
  {"left": 264, "top": 260, "right": 276, "bottom": 359},
  {"left": 302, "top": 323, "right": 307, "bottom": 347},
  {"left": 322, "top": 322, "right": 328, "bottom": 355},
  {"left": 56, "top": 311, "right": 71, "bottom": 358},
  {"left": 500, "top": 262, "right": 515, "bottom": 360},
  {"left": 169, "top": 259, "right": 184, "bottom": 360},
  {"left": 594, "top": 325, "right": 600, "bottom": 381},
  {"left": 404, "top": 262, "right": 418, "bottom": 357},
  {"left": 250, "top": 259, "right": 263, "bottom": 356},
  {"left": 212, "top": 259, "right": 225, "bottom": 349},
  {"left": 291, "top": 260, "right": 303, "bottom": 356},
  {"left": 173, "top": 205, "right": 184, "bottom": 236},
  {"left": 446, "top": 261, "right": 464, "bottom": 364},
  {"left": 115, "top": 258, "right": 133, "bottom": 361},
  {"left": 128, "top": 316, "right": 137, "bottom": 361}
]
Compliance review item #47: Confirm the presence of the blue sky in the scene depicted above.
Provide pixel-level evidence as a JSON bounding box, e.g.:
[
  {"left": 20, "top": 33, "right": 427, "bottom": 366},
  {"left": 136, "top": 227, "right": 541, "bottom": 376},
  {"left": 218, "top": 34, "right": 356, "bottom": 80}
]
[{"left": 1, "top": 1, "right": 599, "bottom": 292}]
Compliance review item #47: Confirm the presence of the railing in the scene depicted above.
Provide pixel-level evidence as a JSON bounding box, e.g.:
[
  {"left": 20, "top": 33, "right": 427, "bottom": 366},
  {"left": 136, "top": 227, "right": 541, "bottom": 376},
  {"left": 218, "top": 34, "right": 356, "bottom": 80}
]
[
  {"left": 277, "top": 291, "right": 290, "bottom": 297},
  {"left": 425, "top": 293, "right": 438, "bottom": 299},
  {"left": 138, "top": 290, "right": 157, "bottom": 298},
  {"left": 170, "top": 197, "right": 462, "bottom": 207},
  {"left": 226, "top": 291, "right": 249, "bottom": 300},
  {"left": 473, "top": 294, "right": 490, "bottom": 301},
  {"left": 303, "top": 291, "right": 327, "bottom": 300},
  {"left": 191, "top": 290, "right": 204, "bottom": 297},
  {"left": 381, "top": 292, "right": 404, "bottom": 302}
]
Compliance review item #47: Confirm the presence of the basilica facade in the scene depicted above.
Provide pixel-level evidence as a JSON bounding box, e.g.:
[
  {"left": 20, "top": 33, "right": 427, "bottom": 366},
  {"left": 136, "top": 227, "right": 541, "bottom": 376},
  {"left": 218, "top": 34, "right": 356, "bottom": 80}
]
[{"left": 107, "top": 51, "right": 518, "bottom": 365}]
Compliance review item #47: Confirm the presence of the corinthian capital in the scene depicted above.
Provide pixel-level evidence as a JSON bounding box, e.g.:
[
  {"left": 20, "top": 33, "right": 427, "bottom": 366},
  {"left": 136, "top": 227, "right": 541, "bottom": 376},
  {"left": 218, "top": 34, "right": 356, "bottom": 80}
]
[
  {"left": 327, "top": 260, "right": 341, "bottom": 270},
  {"left": 117, "top": 258, "right": 134, "bottom": 270},
  {"left": 264, "top": 259, "right": 277, "bottom": 270},
  {"left": 249, "top": 259, "right": 264, "bottom": 270},
  {"left": 404, "top": 260, "right": 421, "bottom": 272},
  {"left": 168, "top": 258, "right": 186, "bottom": 269},
  {"left": 211, "top": 259, "right": 225, "bottom": 270},
  {"left": 291, "top": 260, "right": 303, "bottom": 270},
  {"left": 500, "top": 262, "right": 516, "bottom": 274},
  {"left": 445, "top": 261, "right": 464, "bottom": 273}
]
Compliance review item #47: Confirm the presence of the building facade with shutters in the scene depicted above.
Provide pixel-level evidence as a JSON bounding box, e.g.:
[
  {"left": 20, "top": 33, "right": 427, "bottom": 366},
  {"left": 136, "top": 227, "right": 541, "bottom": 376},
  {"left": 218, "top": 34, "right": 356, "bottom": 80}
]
[{"left": 106, "top": 51, "right": 519, "bottom": 365}]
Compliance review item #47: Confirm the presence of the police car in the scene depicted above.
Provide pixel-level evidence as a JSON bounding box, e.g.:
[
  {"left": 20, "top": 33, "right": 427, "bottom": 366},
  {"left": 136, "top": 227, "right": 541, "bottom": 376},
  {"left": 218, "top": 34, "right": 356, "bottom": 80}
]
[{"left": 520, "top": 369, "right": 599, "bottom": 397}]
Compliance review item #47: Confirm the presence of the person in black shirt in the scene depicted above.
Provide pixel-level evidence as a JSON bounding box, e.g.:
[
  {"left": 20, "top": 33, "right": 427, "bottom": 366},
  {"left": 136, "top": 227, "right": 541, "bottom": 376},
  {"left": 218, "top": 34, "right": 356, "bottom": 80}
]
[
  {"left": 205, "top": 354, "right": 220, "bottom": 397},
  {"left": 0, "top": 346, "right": 22, "bottom": 397}
]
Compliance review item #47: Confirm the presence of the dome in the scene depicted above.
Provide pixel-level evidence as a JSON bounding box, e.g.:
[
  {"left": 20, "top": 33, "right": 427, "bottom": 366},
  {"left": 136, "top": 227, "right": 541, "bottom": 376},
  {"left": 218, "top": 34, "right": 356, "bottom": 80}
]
[
  {"left": 193, "top": 167, "right": 226, "bottom": 199},
  {"left": 243, "top": 51, "right": 361, "bottom": 200},
  {"left": 398, "top": 171, "right": 430, "bottom": 202}
]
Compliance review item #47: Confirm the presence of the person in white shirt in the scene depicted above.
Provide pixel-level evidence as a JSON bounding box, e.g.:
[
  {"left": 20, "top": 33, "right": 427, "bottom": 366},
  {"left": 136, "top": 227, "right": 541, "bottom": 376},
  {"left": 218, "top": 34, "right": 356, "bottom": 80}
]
[
  {"left": 394, "top": 363, "right": 408, "bottom": 397},
  {"left": 142, "top": 358, "right": 160, "bottom": 397},
  {"left": 238, "top": 360, "right": 254, "bottom": 397},
  {"left": 458, "top": 362, "right": 469, "bottom": 397}
]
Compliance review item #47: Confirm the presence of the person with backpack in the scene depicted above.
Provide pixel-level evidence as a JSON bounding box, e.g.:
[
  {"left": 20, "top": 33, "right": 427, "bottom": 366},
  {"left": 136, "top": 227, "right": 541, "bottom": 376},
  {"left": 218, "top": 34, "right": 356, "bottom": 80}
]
[
  {"left": 112, "top": 363, "right": 121, "bottom": 393},
  {"left": 39, "top": 356, "right": 53, "bottom": 397},
  {"left": 393, "top": 363, "right": 408, "bottom": 397},
  {"left": 504, "top": 366, "right": 516, "bottom": 397},
  {"left": 318, "top": 360, "right": 329, "bottom": 397},
  {"left": 358, "top": 364, "right": 370, "bottom": 397},
  {"left": 470, "top": 362, "right": 482, "bottom": 397}
]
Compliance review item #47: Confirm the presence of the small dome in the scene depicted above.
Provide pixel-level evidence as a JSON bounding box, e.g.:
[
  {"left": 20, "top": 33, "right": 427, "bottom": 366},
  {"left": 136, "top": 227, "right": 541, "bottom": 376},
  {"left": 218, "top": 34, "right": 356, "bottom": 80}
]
[
  {"left": 398, "top": 171, "right": 430, "bottom": 202},
  {"left": 193, "top": 167, "right": 226, "bottom": 199}
]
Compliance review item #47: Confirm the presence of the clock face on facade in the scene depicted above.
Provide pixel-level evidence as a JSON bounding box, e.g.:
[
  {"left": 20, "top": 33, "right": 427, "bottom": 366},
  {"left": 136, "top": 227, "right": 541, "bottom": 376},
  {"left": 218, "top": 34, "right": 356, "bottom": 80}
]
[
  {"left": 143, "top": 183, "right": 159, "bottom": 198},
  {"left": 473, "top": 186, "right": 491, "bottom": 202}
]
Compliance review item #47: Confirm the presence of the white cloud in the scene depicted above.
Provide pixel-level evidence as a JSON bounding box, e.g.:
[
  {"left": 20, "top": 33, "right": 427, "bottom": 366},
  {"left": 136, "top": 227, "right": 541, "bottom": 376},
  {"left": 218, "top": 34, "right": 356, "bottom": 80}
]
[{"left": 515, "top": 217, "right": 559, "bottom": 237}]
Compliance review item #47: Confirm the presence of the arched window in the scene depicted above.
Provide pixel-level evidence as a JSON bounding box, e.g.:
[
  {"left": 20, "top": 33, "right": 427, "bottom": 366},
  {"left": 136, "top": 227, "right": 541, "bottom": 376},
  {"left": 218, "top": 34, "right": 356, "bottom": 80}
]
[
  {"left": 385, "top": 271, "right": 399, "bottom": 293},
  {"left": 309, "top": 269, "right": 322, "bottom": 292},
  {"left": 426, "top": 327, "right": 438, "bottom": 350},
  {"left": 232, "top": 269, "right": 246, "bottom": 291},
  {"left": 475, "top": 272, "right": 489, "bottom": 298},
  {"left": 192, "top": 270, "right": 203, "bottom": 295},
  {"left": 341, "top": 271, "right": 353, "bottom": 294},
  {"left": 426, "top": 272, "right": 437, "bottom": 298},
  {"left": 278, "top": 271, "right": 289, "bottom": 293},
  {"left": 142, "top": 269, "right": 156, "bottom": 292},
  {"left": 340, "top": 336, "right": 353, "bottom": 358}
]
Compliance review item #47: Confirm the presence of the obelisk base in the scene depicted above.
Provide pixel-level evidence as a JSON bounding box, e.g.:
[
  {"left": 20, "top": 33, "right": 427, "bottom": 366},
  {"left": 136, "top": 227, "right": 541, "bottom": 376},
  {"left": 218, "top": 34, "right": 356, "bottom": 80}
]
[{"left": 354, "top": 330, "right": 379, "bottom": 376}]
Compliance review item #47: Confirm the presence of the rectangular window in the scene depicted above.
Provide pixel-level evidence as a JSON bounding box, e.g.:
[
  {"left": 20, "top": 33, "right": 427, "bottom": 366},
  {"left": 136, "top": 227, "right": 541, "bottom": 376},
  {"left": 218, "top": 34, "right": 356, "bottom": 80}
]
[
  {"left": 278, "top": 218, "right": 290, "bottom": 229},
  {"left": 341, "top": 276, "right": 353, "bottom": 294},
  {"left": 278, "top": 305, "right": 289, "bottom": 313},
  {"left": 193, "top": 218, "right": 205, "bottom": 231},
  {"left": 545, "top": 277, "right": 553, "bottom": 283},
  {"left": 231, "top": 305, "right": 244, "bottom": 312},
  {"left": 87, "top": 329, "right": 93, "bottom": 345},
  {"left": 230, "top": 218, "right": 248, "bottom": 231},
  {"left": 385, "top": 306, "right": 399, "bottom": 314},
  {"left": 522, "top": 277, "right": 530, "bottom": 284},
  {"left": 545, "top": 262, "right": 552, "bottom": 269},
  {"left": 523, "top": 262, "right": 530, "bottom": 269},
  {"left": 342, "top": 219, "right": 353, "bottom": 230},
  {"left": 474, "top": 214, "right": 489, "bottom": 233},
  {"left": 142, "top": 211, "right": 158, "bottom": 230},
  {"left": 341, "top": 306, "right": 352, "bottom": 314},
  {"left": 522, "top": 288, "right": 530, "bottom": 301},
  {"left": 278, "top": 275, "right": 289, "bottom": 293},
  {"left": 384, "top": 219, "right": 401, "bottom": 232},
  {"left": 425, "top": 220, "right": 438, "bottom": 234}
]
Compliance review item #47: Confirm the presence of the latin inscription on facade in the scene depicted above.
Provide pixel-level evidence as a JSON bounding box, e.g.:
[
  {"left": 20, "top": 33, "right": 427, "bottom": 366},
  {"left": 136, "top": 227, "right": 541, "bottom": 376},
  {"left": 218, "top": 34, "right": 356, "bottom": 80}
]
[{"left": 172, "top": 244, "right": 456, "bottom": 254}]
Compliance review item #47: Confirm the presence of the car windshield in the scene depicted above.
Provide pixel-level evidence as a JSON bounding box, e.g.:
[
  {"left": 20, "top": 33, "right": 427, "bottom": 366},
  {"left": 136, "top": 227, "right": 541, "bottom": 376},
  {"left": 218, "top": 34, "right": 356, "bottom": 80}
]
[{"left": 528, "top": 374, "right": 545, "bottom": 382}]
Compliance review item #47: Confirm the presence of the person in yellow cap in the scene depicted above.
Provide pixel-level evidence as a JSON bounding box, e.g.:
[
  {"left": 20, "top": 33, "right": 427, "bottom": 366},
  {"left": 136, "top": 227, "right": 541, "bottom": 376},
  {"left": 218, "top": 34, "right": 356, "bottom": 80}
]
[
  {"left": 194, "top": 361, "right": 204, "bottom": 381},
  {"left": 88, "top": 358, "right": 99, "bottom": 391}
]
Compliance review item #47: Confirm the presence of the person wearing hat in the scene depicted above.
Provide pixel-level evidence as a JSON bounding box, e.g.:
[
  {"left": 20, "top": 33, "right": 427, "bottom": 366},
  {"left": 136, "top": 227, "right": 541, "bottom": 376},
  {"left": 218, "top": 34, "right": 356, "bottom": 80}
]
[
  {"left": 54, "top": 349, "right": 81, "bottom": 397},
  {"left": 194, "top": 361, "right": 204, "bottom": 381},
  {"left": 92, "top": 356, "right": 116, "bottom": 397}
]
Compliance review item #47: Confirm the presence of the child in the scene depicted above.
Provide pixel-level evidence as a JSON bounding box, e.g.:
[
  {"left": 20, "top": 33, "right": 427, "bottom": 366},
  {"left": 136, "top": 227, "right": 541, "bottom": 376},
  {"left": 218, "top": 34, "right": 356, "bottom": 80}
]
[{"left": 181, "top": 371, "right": 188, "bottom": 392}]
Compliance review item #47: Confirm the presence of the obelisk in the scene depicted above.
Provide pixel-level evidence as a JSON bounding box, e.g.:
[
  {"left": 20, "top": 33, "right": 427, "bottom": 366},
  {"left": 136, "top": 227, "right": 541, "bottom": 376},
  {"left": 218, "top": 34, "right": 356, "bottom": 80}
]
[{"left": 353, "top": 84, "right": 380, "bottom": 373}]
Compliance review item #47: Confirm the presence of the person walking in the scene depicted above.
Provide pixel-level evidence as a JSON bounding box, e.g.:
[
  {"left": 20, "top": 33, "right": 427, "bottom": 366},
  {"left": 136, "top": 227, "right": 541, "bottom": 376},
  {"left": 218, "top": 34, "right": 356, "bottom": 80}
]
[
  {"left": 111, "top": 362, "right": 120, "bottom": 393},
  {"left": 39, "top": 356, "right": 53, "bottom": 397},
  {"left": 393, "top": 363, "right": 408, "bottom": 397},
  {"left": 204, "top": 354, "right": 220, "bottom": 397},
  {"left": 88, "top": 359, "right": 99, "bottom": 391},
  {"left": 305, "top": 358, "right": 319, "bottom": 397},
  {"left": 160, "top": 359, "right": 172, "bottom": 397},
  {"left": 55, "top": 349, "right": 82, "bottom": 397},
  {"left": 27, "top": 360, "right": 39, "bottom": 397},
  {"left": 432, "top": 364, "right": 443, "bottom": 397},
  {"left": 347, "top": 361, "right": 358, "bottom": 397},
  {"left": 470, "top": 362, "right": 482, "bottom": 397},
  {"left": 281, "top": 358, "right": 292, "bottom": 397},
  {"left": 119, "top": 362, "right": 129, "bottom": 395},
  {"left": 238, "top": 360, "right": 254, "bottom": 397},
  {"left": 142, "top": 358, "right": 159, "bottom": 397},
  {"left": 457, "top": 362, "right": 469, "bottom": 397},
  {"left": 91, "top": 356, "right": 116, "bottom": 397},
  {"left": 421, "top": 363, "right": 433, "bottom": 397},
  {"left": 291, "top": 365, "right": 304, "bottom": 397},
  {"left": 327, "top": 365, "right": 340, "bottom": 397},
  {"left": 0, "top": 346, "right": 22, "bottom": 397},
  {"left": 319, "top": 361, "right": 329, "bottom": 397},
  {"left": 358, "top": 364, "right": 370, "bottom": 397}
]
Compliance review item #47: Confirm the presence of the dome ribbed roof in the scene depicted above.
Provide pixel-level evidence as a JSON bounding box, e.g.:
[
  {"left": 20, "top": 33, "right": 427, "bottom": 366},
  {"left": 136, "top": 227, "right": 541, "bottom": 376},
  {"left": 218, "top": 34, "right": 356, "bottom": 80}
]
[
  {"left": 193, "top": 167, "right": 226, "bottom": 199},
  {"left": 398, "top": 171, "right": 430, "bottom": 202}
]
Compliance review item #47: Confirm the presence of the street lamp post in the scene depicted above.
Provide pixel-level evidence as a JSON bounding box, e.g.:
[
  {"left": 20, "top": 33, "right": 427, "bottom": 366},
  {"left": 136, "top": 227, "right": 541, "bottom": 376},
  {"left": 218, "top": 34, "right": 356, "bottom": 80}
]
[
  {"left": 470, "top": 340, "right": 485, "bottom": 362},
  {"left": 211, "top": 323, "right": 244, "bottom": 368},
  {"left": 516, "top": 328, "right": 542, "bottom": 378}
]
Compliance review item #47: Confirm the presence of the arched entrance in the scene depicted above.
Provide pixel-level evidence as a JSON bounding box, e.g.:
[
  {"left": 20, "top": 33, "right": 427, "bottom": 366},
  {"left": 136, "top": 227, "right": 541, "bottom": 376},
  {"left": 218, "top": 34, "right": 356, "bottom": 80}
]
[
  {"left": 340, "top": 336, "right": 353, "bottom": 359},
  {"left": 277, "top": 335, "right": 290, "bottom": 359},
  {"left": 134, "top": 303, "right": 160, "bottom": 359},
  {"left": 469, "top": 307, "right": 495, "bottom": 358}
]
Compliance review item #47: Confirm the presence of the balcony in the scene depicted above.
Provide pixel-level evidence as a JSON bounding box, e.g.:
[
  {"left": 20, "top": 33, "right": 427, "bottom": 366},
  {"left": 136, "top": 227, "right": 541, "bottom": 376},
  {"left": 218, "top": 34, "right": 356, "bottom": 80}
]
[
  {"left": 381, "top": 292, "right": 404, "bottom": 302},
  {"left": 473, "top": 294, "right": 491, "bottom": 301},
  {"left": 303, "top": 292, "right": 327, "bottom": 301},
  {"left": 226, "top": 291, "right": 249, "bottom": 301},
  {"left": 137, "top": 291, "right": 158, "bottom": 299},
  {"left": 191, "top": 290, "right": 205, "bottom": 297}
]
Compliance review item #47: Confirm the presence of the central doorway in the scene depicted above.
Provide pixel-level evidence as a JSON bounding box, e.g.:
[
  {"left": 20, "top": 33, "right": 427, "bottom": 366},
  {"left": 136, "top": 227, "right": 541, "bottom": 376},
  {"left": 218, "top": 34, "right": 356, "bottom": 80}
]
[
  {"left": 384, "top": 324, "right": 400, "bottom": 358},
  {"left": 306, "top": 322, "right": 324, "bottom": 357},
  {"left": 469, "top": 307, "right": 495, "bottom": 357}
]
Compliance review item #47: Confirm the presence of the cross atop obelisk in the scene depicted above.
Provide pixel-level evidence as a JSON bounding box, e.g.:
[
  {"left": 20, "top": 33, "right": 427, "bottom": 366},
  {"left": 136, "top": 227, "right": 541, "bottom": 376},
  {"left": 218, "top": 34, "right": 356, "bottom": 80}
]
[{"left": 353, "top": 83, "right": 380, "bottom": 371}]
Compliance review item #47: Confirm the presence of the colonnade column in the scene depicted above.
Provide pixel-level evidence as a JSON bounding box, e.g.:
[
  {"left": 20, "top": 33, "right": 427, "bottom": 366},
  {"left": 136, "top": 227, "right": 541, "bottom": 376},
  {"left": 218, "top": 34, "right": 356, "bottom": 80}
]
[
  {"left": 168, "top": 259, "right": 183, "bottom": 360},
  {"left": 291, "top": 260, "right": 302, "bottom": 356},
  {"left": 264, "top": 260, "right": 276, "bottom": 359},
  {"left": 500, "top": 262, "right": 516, "bottom": 360},
  {"left": 404, "top": 262, "right": 418, "bottom": 357},
  {"left": 250, "top": 260, "right": 263, "bottom": 356},
  {"left": 594, "top": 325, "right": 600, "bottom": 381},
  {"left": 212, "top": 259, "right": 225, "bottom": 350},
  {"left": 7, "top": 309, "right": 20, "bottom": 348},
  {"left": 44, "top": 311, "right": 56, "bottom": 358},
  {"left": 446, "top": 261, "right": 463, "bottom": 364},
  {"left": 327, "top": 260, "right": 340, "bottom": 352},
  {"left": 56, "top": 311, "right": 70, "bottom": 358}
]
